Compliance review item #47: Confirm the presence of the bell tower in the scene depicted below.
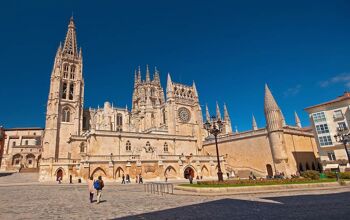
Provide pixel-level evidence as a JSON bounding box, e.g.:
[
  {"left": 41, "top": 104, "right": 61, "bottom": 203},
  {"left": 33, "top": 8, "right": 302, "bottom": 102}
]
[{"left": 43, "top": 17, "right": 84, "bottom": 160}]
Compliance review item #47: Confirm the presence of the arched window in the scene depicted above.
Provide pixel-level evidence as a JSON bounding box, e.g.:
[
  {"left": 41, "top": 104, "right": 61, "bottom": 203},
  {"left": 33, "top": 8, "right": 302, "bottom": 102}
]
[
  {"left": 126, "top": 141, "right": 131, "bottom": 151},
  {"left": 164, "top": 142, "right": 168, "bottom": 152},
  {"left": 62, "top": 107, "right": 70, "bottom": 122},
  {"left": 63, "top": 64, "right": 69, "bottom": 78},
  {"left": 12, "top": 141, "right": 16, "bottom": 147},
  {"left": 69, "top": 83, "right": 74, "bottom": 100},
  {"left": 146, "top": 141, "right": 151, "bottom": 147},
  {"left": 62, "top": 82, "right": 67, "bottom": 99},
  {"left": 117, "top": 113, "right": 123, "bottom": 132},
  {"left": 70, "top": 65, "right": 75, "bottom": 79}
]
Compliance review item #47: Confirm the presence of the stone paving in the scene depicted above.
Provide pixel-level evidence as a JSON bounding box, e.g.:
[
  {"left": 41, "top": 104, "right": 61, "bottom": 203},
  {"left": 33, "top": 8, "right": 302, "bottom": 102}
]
[{"left": 0, "top": 173, "right": 350, "bottom": 219}]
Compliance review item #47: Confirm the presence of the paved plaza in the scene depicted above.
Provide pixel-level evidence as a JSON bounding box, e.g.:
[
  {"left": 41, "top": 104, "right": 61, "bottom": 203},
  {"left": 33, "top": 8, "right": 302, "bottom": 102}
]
[{"left": 0, "top": 174, "right": 350, "bottom": 219}]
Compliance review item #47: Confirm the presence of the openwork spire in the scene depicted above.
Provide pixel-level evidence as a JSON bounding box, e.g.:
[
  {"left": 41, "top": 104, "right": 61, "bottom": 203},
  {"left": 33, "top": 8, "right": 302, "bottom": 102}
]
[
  {"left": 153, "top": 66, "right": 160, "bottom": 84},
  {"left": 62, "top": 16, "right": 78, "bottom": 57}
]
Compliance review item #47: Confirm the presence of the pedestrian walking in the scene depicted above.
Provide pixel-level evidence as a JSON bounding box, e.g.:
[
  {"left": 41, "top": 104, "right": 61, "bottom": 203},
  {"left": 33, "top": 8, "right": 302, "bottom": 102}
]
[
  {"left": 121, "top": 174, "right": 125, "bottom": 184},
  {"left": 94, "top": 176, "right": 104, "bottom": 204},
  {"left": 57, "top": 176, "right": 62, "bottom": 184},
  {"left": 87, "top": 176, "right": 94, "bottom": 203},
  {"left": 189, "top": 175, "right": 193, "bottom": 184},
  {"left": 139, "top": 174, "right": 143, "bottom": 184},
  {"left": 126, "top": 174, "right": 130, "bottom": 184}
]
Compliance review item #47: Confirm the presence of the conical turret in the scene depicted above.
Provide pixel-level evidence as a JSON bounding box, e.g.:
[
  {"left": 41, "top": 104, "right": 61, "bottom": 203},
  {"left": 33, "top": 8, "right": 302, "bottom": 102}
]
[
  {"left": 295, "top": 111, "right": 302, "bottom": 128},
  {"left": 281, "top": 110, "right": 287, "bottom": 127},
  {"left": 62, "top": 16, "right": 78, "bottom": 57},
  {"left": 264, "top": 84, "right": 283, "bottom": 131},
  {"left": 166, "top": 73, "right": 173, "bottom": 92},
  {"left": 216, "top": 102, "right": 222, "bottom": 120},
  {"left": 252, "top": 114, "right": 258, "bottom": 130},
  {"left": 134, "top": 69, "right": 138, "bottom": 88}
]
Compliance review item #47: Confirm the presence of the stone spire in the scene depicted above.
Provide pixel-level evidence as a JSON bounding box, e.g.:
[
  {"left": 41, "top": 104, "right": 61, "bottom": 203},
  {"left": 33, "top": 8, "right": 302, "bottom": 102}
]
[
  {"left": 295, "top": 111, "right": 302, "bottom": 128},
  {"left": 153, "top": 66, "right": 160, "bottom": 84},
  {"left": 252, "top": 114, "right": 258, "bottom": 130},
  {"left": 281, "top": 110, "right": 287, "bottom": 127},
  {"left": 134, "top": 69, "right": 138, "bottom": 88},
  {"left": 223, "top": 103, "right": 230, "bottom": 122},
  {"left": 137, "top": 66, "right": 142, "bottom": 82},
  {"left": 146, "top": 64, "right": 150, "bottom": 82},
  {"left": 193, "top": 81, "right": 198, "bottom": 98},
  {"left": 235, "top": 126, "right": 239, "bottom": 134},
  {"left": 264, "top": 84, "right": 283, "bottom": 131},
  {"left": 62, "top": 16, "right": 78, "bottom": 57},
  {"left": 216, "top": 102, "right": 222, "bottom": 120},
  {"left": 166, "top": 73, "right": 173, "bottom": 94},
  {"left": 205, "top": 104, "right": 210, "bottom": 122}
]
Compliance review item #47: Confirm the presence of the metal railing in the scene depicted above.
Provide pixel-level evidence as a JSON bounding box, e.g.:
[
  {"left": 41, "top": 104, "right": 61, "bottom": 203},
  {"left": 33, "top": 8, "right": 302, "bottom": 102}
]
[{"left": 144, "top": 182, "right": 174, "bottom": 195}]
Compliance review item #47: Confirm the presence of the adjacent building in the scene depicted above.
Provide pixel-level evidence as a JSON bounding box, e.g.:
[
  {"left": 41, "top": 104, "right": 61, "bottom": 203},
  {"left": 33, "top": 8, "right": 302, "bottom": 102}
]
[
  {"left": 305, "top": 92, "right": 350, "bottom": 171},
  {"left": 0, "top": 128, "right": 43, "bottom": 172}
]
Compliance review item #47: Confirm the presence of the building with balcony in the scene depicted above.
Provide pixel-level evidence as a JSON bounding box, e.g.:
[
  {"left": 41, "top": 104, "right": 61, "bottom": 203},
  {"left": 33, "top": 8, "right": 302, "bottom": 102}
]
[{"left": 305, "top": 92, "right": 350, "bottom": 171}]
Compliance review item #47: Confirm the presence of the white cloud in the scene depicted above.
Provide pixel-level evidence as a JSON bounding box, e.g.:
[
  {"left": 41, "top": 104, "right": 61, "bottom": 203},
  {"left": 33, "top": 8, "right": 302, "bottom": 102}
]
[
  {"left": 284, "top": 84, "right": 301, "bottom": 97},
  {"left": 319, "top": 73, "right": 350, "bottom": 88}
]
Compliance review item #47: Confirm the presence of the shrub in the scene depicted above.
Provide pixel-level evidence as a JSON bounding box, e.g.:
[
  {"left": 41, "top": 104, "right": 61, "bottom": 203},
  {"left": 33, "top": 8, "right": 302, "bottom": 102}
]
[
  {"left": 324, "top": 171, "right": 336, "bottom": 178},
  {"left": 301, "top": 170, "right": 320, "bottom": 180},
  {"left": 340, "top": 172, "right": 350, "bottom": 179}
]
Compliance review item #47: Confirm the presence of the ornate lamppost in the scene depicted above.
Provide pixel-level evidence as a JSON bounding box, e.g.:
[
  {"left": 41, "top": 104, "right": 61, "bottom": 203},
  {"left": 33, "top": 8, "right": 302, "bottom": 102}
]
[
  {"left": 334, "top": 128, "right": 350, "bottom": 165},
  {"left": 204, "top": 116, "right": 224, "bottom": 181}
]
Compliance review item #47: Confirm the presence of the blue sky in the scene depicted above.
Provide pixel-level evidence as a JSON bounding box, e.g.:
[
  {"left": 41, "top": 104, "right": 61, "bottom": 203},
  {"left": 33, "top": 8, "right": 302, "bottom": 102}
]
[{"left": 1, "top": 0, "right": 350, "bottom": 131}]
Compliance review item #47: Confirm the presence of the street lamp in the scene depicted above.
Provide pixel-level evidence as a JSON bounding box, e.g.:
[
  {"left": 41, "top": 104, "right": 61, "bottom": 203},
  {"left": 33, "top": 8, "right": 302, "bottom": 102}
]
[
  {"left": 334, "top": 127, "right": 350, "bottom": 165},
  {"left": 204, "top": 116, "right": 224, "bottom": 181}
]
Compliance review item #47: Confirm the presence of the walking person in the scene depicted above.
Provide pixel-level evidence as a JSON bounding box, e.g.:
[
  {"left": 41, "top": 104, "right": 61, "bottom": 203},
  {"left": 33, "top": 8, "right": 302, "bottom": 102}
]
[
  {"left": 94, "top": 176, "right": 104, "bottom": 204},
  {"left": 121, "top": 174, "right": 125, "bottom": 184},
  {"left": 87, "top": 176, "right": 94, "bottom": 203},
  {"left": 139, "top": 174, "right": 143, "bottom": 184},
  {"left": 126, "top": 174, "right": 130, "bottom": 184}
]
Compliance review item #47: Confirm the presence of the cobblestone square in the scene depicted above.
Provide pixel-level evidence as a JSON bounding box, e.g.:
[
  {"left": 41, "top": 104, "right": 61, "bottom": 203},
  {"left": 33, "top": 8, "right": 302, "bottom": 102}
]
[{"left": 1, "top": 177, "right": 350, "bottom": 220}]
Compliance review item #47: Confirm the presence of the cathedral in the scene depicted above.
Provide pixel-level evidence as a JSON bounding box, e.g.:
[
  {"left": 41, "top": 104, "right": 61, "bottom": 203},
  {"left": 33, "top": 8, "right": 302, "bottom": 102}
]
[{"left": 1, "top": 18, "right": 320, "bottom": 182}]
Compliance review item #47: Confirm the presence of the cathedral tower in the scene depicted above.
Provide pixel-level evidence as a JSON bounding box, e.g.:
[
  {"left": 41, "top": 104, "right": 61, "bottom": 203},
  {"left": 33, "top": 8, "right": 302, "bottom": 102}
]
[
  {"left": 264, "top": 84, "right": 290, "bottom": 176},
  {"left": 43, "top": 17, "right": 84, "bottom": 160},
  {"left": 131, "top": 65, "right": 165, "bottom": 131}
]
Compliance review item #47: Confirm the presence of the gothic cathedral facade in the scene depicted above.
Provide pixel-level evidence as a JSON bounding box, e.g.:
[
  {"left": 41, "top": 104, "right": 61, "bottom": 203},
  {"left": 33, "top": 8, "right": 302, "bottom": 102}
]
[{"left": 38, "top": 18, "right": 319, "bottom": 182}]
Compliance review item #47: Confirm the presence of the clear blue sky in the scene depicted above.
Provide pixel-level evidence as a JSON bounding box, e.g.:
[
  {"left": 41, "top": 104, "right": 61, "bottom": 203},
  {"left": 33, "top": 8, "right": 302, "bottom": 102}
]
[{"left": 1, "top": 0, "right": 350, "bottom": 131}]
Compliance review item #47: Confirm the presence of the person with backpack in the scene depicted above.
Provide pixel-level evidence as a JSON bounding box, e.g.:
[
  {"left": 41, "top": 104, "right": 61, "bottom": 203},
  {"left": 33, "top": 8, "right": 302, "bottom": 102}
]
[
  {"left": 87, "top": 176, "right": 94, "bottom": 203},
  {"left": 94, "top": 176, "right": 104, "bottom": 204}
]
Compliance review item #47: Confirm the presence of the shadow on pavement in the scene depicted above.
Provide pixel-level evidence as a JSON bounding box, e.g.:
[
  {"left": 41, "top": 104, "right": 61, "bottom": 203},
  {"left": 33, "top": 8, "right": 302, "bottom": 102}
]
[{"left": 115, "top": 192, "right": 350, "bottom": 220}]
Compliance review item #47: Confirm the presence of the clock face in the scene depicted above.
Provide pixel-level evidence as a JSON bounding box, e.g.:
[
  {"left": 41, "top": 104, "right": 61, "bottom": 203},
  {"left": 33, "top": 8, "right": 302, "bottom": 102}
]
[{"left": 178, "top": 107, "right": 191, "bottom": 123}]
